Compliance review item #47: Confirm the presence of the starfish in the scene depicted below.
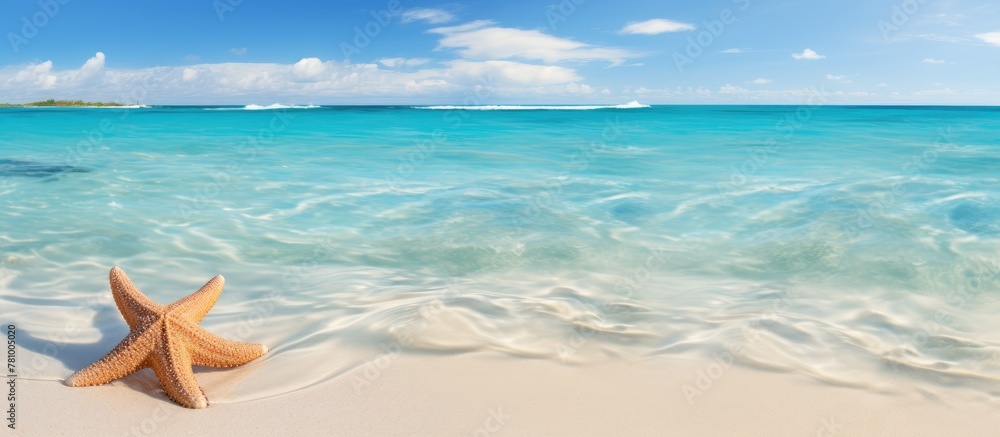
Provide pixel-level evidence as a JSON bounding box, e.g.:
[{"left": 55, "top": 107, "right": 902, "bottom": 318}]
[{"left": 66, "top": 267, "right": 268, "bottom": 408}]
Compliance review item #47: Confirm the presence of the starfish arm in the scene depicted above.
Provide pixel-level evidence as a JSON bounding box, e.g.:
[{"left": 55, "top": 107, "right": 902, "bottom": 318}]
[
  {"left": 148, "top": 330, "right": 209, "bottom": 409},
  {"left": 110, "top": 267, "right": 164, "bottom": 329},
  {"left": 167, "top": 275, "right": 224, "bottom": 324},
  {"left": 70, "top": 268, "right": 268, "bottom": 409},
  {"left": 65, "top": 329, "right": 155, "bottom": 387},
  {"left": 183, "top": 323, "right": 268, "bottom": 368}
]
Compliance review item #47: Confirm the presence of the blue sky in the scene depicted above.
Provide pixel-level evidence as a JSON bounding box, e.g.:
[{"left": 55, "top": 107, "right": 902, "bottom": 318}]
[{"left": 1, "top": 0, "right": 998, "bottom": 104}]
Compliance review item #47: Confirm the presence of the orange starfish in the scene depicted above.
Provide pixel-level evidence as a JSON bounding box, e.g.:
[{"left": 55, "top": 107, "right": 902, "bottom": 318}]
[{"left": 66, "top": 267, "right": 268, "bottom": 408}]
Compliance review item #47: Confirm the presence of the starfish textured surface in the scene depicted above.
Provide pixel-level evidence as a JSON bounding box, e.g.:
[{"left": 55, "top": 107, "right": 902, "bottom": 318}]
[{"left": 66, "top": 267, "right": 268, "bottom": 409}]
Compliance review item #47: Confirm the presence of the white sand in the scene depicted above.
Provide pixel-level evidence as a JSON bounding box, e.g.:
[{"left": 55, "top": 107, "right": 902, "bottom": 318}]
[{"left": 15, "top": 352, "right": 1000, "bottom": 436}]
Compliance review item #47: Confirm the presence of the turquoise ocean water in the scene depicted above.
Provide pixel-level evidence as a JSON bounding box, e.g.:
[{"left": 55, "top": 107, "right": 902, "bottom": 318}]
[{"left": 2, "top": 104, "right": 1000, "bottom": 402}]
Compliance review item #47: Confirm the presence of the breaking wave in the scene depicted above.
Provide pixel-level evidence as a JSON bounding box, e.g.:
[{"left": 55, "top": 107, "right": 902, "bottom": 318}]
[
  {"left": 206, "top": 104, "right": 321, "bottom": 111},
  {"left": 416, "top": 100, "right": 651, "bottom": 110}
]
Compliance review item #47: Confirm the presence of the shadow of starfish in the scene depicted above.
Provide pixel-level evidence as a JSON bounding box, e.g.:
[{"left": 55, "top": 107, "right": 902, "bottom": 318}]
[{"left": 8, "top": 298, "right": 125, "bottom": 372}]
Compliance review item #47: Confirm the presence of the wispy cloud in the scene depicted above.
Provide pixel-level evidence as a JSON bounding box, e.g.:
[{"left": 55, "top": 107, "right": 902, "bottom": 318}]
[
  {"left": 922, "top": 58, "right": 946, "bottom": 64},
  {"left": 747, "top": 78, "right": 771, "bottom": 84},
  {"left": 931, "top": 13, "right": 963, "bottom": 26},
  {"left": 429, "top": 21, "right": 637, "bottom": 66},
  {"left": 792, "top": 48, "right": 825, "bottom": 60},
  {"left": 401, "top": 8, "right": 454, "bottom": 24},
  {"left": 826, "top": 74, "right": 852, "bottom": 83},
  {"left": 912, "top": 88, "right": 956, "bottom": 96},
  {"left": 912, "top": 34, "right": 969, "bottom": 43},
  {"left": 719, "top": 84, "right": 750, "bottom": 94},
  {"left": 618, "top": 19, "right": 695, "bottom": 35},
  {"left": 230, "top": 47, "right": 247, "bottom": 55},
  {"left": 720, "top": 48, "right": 747, "bottom": 54},
  {"left": 379, "top": 57, "right": 431, "bottom": 68}
]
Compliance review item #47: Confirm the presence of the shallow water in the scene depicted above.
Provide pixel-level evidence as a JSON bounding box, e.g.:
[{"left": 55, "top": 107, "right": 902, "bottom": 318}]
[{"left": 2, "top": 105, "right": 1000, "bottom": 403}]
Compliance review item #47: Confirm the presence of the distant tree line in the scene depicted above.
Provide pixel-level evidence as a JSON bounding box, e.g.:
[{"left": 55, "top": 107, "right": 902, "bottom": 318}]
[{"left": 0, "top": 99, "right": 126, "bottom": 107}]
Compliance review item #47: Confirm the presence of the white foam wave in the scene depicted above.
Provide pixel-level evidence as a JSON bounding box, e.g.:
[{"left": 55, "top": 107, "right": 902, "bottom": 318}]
[
  {"left": 245, "top": 104, "right": 320, "bottom": 110},
  {"left": 416, "top": 100, "right": 651, "bottom": 110},
  {"left": 206, "top": 104, "right": 321, "bottom": 111}
]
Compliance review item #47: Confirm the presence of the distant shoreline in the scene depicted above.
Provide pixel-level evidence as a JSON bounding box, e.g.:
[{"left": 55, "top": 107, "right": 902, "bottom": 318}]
[{"left": 0, "top": 99, "right": 130, "bottom": 108}]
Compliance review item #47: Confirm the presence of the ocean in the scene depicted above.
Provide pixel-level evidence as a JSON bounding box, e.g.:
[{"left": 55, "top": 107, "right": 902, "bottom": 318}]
[{"left": 2, "top": 104, "right": 999, "bottom": 403}]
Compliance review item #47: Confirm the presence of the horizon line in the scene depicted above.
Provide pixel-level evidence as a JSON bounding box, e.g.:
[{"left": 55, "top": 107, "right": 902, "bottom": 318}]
[{"left": 4, "top": 103, "right": 1000, "bottom": 107}]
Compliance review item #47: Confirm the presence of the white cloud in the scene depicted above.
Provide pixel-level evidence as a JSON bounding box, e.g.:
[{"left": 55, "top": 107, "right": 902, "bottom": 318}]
[
  {"left": 838, "top": 91, "right": 876, "bottom": 97},
  {"left": 21, "top": 50, "right": 987, "bottom": 104},
  {"left": 429, "top": 21, "right": 636, "bottom": 65},
  {"left": 719, "top": 84, "right": 749, "bottom": 94},
  {"left": 10, "top": 60, "right": 56, "bottom": 89},
  {"left": 565, "top": 83, "right": 593, "bottom": 93},
  {"left": 913, "top": 33, "right": 969, "bottom": 43},
  {"left": 76, "top": 52, "right": 106, "bottom": 80},
  {"left": 430, "top": 20, "right": 491, "bottom": 34},
  {"left": 720, "top": 48, "right": 746, "bottom": 54},
  {"left": 933, "top": 13, "right": 963, "bottom": 26},
  {"left": 618, "top": 19, "right": 695, "bottom": 35},
  {"left": 792, "top": 48, "right": 825, "bottom": 60},
  {"left": 8, "top": 52, "right": 106, "bottom": 89},
  {"left": 445, "top": 60, "right": 580, "bottom": 86},
  {"left": 975, "top": 32, "right": 1000, "bottom": 46},
  {"left": 403, "top": 79, "right": 450, "bottom": 93},
  {"left": 184, "top": 54, "right": 200, "bottom": 62},
  {"left": 231, "top": 47, "right": 247, "bottom": 55},
  {"left": 401, "top": 8, "right": 454, "bottom": 24},
  {"left": 290, "top": 57, "right": 329, "bottom": 82},
  {"left": 0, "top": 51, "right": 597, "bottom": 104},
  {"left": 877, "top": 82, "right": 889, "bottom": 87},
  {"left": 748, "top": 78, "right": 771, "bottom": 84},
  {"left": 912, "top": 88, "right": 956, "bottom": 95},
  {"left": 643, "top": 86, "right": 892, "bottom": 103},
  {"left": 826, "top": 74, "right": 852, "bottom": 83},
  {"left": 379, "top": 58, "right": 431, "bottom": 68},
  {"left": 379, "top": 58, "right": 402, "bottom": 67},
  {"left": 633, "top": 86, "right": 672, "bottom": 99},
  {"left": 922, "top": 58, "right": 946, "bottom": 64}
]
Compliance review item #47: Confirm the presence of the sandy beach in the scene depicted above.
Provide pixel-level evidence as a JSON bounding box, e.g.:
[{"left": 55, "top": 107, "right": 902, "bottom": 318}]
[{"left": 14, "top": 352, "right": 1000, "bottom": 436}]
